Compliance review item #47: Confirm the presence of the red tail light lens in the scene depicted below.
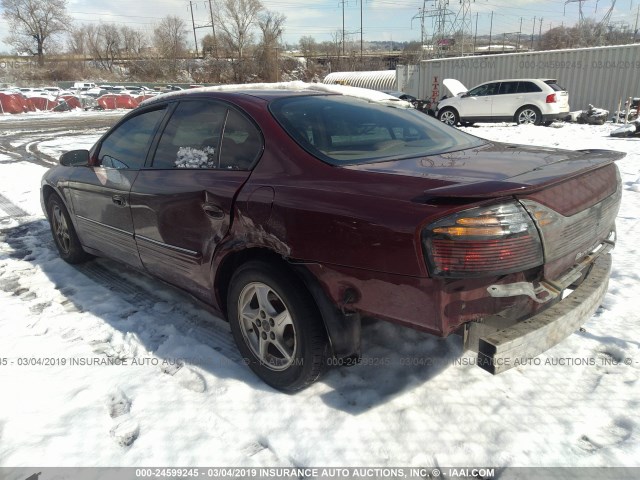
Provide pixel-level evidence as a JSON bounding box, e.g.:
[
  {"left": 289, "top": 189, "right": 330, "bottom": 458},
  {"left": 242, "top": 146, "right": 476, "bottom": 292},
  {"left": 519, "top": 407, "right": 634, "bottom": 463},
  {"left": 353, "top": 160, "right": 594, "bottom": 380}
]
[
  {"left": 546, "top": 93, "right": 557, "bottom": 103},
  {"left": 423, "top": 202, "right": 543, "bottom": 278}
]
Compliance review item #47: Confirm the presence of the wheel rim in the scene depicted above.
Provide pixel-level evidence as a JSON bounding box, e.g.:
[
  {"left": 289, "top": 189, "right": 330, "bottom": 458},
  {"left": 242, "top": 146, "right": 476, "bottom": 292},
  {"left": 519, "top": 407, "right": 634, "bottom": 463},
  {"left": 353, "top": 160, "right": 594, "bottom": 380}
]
[
  {"left": 51, "top": 204, "right": 71, "bottom": 254},
  {"left": 440, "top": 111, "right": 456, "bottom": 125},
  {"left": 518, "top": 109, "right": 537, "bottom": 124},
  {"left": 237, "top": 282, "right": 297, "bottom": 371}
]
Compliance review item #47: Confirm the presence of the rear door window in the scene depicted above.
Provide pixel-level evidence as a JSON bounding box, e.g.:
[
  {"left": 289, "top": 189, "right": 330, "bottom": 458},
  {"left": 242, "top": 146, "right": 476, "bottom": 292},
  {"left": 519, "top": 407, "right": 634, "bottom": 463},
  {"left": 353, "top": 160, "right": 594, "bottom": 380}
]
[
  {"left": 151, "top": 100, "right": 262, "bottom": 170},
  {"left": 498, "top": 82, "right": 519, "bottom": 94},
  {"left": 152, "top": 101, "right": 227, "bottom": 169}
]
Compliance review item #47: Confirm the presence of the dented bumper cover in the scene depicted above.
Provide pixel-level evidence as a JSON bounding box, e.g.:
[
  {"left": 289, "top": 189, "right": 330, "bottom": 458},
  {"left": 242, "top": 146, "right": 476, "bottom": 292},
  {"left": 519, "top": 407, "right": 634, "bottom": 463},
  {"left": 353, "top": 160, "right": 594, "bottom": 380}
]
[{"left": 472, "top": 252, "right": 612, "bottom": 374}]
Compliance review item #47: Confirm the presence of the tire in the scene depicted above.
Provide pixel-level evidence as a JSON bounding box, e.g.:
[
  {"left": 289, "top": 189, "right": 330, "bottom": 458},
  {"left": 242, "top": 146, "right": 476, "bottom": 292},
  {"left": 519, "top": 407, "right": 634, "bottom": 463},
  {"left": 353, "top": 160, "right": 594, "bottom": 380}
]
[
  {"left": 515, "top": 106, "right": 542, "bottom": 125},
  {"left": 47, "top": 194, "right": 92, "bottom": 264},
  {"left": 438, "top": 108, "right": 459, "bottom": 126},
  {"left": 227, "top": 260, "right": 329, "bottom": 392}
]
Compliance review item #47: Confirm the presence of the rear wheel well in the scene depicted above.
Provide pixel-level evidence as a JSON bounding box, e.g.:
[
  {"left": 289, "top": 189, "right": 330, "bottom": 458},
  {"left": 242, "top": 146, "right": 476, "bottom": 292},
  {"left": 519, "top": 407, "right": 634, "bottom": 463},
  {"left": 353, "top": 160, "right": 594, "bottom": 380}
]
[
  {"left": 216, "top": 248, "right": 293, "bottom": 317},
  {"left": 515, "top": 105, "right": 542, "bottom": 124},
  {"left": 215, "top": 248, "right": 362, "bottom": 360}
]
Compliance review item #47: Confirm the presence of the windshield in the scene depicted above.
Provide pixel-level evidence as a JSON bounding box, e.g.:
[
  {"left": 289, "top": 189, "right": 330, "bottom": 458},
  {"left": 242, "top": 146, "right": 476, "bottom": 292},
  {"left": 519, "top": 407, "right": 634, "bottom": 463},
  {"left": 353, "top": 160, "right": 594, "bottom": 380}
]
[{"left": 270, "top": 95, "right": 486, "bottom": 166}]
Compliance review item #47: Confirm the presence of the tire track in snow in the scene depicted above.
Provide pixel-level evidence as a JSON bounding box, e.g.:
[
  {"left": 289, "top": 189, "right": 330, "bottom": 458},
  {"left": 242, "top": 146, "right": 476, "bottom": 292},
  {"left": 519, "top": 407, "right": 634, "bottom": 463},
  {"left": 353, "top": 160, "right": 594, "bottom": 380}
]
[
  {"left": 0, "top": 195, "right": 241, "bottom": 365},
  {"left": 0, "top": 193, "right": 30, "bottom": 219}
]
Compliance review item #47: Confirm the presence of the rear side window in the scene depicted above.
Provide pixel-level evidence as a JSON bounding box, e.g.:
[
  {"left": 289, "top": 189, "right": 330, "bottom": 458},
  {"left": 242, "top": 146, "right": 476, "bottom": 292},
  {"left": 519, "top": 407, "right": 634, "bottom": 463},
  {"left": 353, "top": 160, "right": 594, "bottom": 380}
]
[
  {"left": 544, "top": 81, "right": 566, "bottom": 91},
  {"left": 516, "top": 82, "right": 543, "bottom": 93},
  {"left": 270, "top": 95, "right": 486, "bottom": 165},
  {"left": 220, "top": 110, "right": 263, "bottom": 170},
  {"left": 98, "top": 108, "right": 165, "bottom": 169}
]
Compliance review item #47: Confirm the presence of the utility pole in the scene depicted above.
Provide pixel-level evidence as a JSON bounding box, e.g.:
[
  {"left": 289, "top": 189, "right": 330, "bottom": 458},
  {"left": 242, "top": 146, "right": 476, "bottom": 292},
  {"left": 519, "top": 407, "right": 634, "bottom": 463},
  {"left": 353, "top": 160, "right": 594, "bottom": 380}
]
[
  {"left": 530, "top": 16, "right": 536, "bottom": 50},
  {"left": 539, "top": 16, "right": 543, "bottom": 47},
  {"left": 517, "top": 17, "right": 522, "bottom": 50},
  {"left": 634, "top": 4, "right": 639, "bottom": 41},
  {"left": 340, "top": 0, "right": 346, "bottom": 56},
  {"left": 473, "top": 12, "right": 478, "bottom": 53},
  {"left": 412, "top": 1, "right": 427, "bottom": 56},
  {"left": 208, "top": 0, "right": 217, "bottom": 58},
  {"left": 190, "top": 1, "right": 199, "bottom": 58},
  {"left": 360, "top": 0, "right": 364, "bottom": 60},
  {"left": 488, "top": 11, "right": 493, "bottom": 52},
  {"left": 274, "top": 46, "right": 280, "bottom": 82}
]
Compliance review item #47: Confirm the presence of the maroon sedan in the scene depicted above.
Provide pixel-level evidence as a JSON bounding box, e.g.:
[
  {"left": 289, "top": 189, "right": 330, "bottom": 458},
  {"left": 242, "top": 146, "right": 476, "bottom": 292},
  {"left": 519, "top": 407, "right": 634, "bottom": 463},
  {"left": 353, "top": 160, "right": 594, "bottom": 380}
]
[{"left": 41, "top": 87, "right": 622, "bottom": 391}]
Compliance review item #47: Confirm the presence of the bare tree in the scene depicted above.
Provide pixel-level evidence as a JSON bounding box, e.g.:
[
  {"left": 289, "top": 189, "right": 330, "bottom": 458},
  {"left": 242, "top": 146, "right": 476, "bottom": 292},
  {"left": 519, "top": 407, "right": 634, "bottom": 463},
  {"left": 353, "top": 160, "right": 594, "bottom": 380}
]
[
  {"left": 215, "top": 0, "right": 263, "bottom": 82},
  {"left": 68, "top": 25, "right": 87, "bottom": 55},
  {"left": 153, "top": 15, "right": 188, "bottom": 76},
  {"left": 202, "top": 34, "right": 217, "bottom": 57},
  {"left": 154, "top": 15, "right": 188, "bottom": 59},
  {"left": 299, "top": 35, "right": 316, "bottom": 61},
  {"left": 1, "top": 0, "right": 72, "bottom": 65},
  {"left": 120, "top": 26, "right": 146, "bottom": 57},
  {"left": 255, "top": 10, "right": 285, "bottom": 81},
  {"left": 84, "top": 23, "right": 121, "bottom": 71}
]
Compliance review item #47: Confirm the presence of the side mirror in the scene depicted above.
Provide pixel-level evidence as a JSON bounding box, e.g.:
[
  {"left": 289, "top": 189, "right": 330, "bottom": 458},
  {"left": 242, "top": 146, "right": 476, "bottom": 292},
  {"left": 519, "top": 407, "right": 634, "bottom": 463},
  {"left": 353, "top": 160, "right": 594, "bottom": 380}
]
[{"left": 60, "top": 149, "right": 90, "bottom": 166}]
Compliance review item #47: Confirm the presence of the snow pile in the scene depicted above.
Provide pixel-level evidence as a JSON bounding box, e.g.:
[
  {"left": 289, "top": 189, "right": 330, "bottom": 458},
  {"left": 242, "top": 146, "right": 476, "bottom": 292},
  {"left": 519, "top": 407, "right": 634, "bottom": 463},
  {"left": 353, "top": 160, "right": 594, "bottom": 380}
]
[{"left": 175, "top": 146, "right": 217, "bottom": 168}]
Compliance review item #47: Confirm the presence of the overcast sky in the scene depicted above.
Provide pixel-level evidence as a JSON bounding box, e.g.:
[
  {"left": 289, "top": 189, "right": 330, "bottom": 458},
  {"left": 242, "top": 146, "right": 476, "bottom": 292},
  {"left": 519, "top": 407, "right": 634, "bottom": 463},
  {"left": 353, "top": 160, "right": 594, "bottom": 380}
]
[{"left": 0, "top": 0, "right": 635, "bottom": 54}]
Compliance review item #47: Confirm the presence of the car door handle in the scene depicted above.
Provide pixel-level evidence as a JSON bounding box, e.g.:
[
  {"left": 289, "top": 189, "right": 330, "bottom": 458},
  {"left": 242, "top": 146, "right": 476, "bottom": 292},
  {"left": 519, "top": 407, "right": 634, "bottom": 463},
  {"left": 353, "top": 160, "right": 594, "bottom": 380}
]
[
  {"left": 112, "top": 195, "right": 127, "bottom": 207},
  {"left": 202, "top": 203, "right": 224, "bottom": 219}
]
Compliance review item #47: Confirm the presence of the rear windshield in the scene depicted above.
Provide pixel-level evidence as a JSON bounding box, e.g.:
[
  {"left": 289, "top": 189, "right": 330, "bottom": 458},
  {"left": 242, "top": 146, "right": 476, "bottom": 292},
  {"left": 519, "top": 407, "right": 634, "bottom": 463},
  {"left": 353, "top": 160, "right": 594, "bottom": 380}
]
[
  {"left": 269, "top": 95, "right": 486, "bottom": 165},
  {"left": 544, "top": 81, "right": 566, "bottom": 91}
]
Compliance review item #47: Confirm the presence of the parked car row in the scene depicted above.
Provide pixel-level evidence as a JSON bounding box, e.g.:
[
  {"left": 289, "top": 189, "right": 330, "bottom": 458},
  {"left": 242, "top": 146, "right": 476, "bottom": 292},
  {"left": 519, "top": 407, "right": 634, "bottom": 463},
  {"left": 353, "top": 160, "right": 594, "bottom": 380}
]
[{"left": 0, "top": 83, "right": 175, "bottom": 114}]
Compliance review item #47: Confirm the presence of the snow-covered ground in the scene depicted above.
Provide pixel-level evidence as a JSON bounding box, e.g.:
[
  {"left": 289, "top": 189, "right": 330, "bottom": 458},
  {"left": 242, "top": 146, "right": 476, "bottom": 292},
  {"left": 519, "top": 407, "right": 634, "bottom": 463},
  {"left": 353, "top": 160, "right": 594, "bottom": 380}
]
[{"left": 0, "top": 121, "right": 639, "bottom": 468}]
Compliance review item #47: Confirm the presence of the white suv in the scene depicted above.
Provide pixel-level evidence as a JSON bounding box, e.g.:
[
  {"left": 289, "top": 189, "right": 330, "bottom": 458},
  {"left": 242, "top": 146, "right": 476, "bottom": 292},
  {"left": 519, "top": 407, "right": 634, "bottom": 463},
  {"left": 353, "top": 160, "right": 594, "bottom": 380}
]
[{"left": 437, "top": 78, "right": 569, "bottom": 126}]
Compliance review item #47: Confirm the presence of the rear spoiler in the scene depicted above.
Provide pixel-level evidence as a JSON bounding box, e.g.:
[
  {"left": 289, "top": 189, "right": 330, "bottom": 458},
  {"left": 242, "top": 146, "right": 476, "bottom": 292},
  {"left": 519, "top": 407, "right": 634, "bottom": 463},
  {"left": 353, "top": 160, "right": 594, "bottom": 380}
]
[{"left": 421, "top": 149, "right": 625, "bottom": 200}]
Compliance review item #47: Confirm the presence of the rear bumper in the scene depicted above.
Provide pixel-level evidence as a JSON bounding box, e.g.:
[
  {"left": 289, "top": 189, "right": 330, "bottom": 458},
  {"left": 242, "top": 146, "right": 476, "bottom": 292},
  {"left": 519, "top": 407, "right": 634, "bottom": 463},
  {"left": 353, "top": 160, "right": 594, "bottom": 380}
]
[
  {"left": 473, "top": 252, "right": 611, "bottom": 374},
  {"left": 542, "top": 112, "right": 566, "bottom": 122}
]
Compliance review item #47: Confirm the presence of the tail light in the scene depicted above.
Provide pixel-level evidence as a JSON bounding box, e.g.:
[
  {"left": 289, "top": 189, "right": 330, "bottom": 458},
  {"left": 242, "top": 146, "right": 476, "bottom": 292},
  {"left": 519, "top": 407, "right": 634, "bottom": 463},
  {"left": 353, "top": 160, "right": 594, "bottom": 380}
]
[
  {"left": 422, "top": 202, "right": 543, "bottom": 278},
  {"left": 546, "top": 93, "right": 557, "bottom": 103}
]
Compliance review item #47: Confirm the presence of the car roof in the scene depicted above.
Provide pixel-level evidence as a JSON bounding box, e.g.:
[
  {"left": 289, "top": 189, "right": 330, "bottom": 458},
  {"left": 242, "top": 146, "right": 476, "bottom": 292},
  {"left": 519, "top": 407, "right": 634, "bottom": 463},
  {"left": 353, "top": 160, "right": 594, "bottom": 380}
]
[
  {"left": 478, "top": 78, "right": 556, "bottom": 83},
  {"left": 140, "top": 88, "right": 328, "bottom": 107},
  {"left": 139, "top": 82, "right": 413, "bottom": 108}
]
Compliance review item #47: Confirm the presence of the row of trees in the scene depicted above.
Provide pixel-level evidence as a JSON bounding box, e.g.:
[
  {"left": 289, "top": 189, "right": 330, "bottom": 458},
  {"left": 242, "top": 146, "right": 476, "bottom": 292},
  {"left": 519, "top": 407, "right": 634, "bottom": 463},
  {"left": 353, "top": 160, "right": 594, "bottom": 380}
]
[
  {"left": 6, "top": 0, "right": 634, "bottom": 83},
  {"left": 0, "top": 0, "right": 294, "bottom": 82},
  {"left": 539, "top": 20, "right": 638, "bottom": 50}
]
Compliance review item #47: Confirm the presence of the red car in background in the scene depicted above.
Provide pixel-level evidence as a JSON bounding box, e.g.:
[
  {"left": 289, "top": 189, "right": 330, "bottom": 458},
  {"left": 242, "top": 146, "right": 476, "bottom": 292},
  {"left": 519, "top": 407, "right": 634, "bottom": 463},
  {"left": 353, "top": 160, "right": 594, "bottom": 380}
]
[{"left": 41, "top": 87, "right": 622, "bottom": 391}]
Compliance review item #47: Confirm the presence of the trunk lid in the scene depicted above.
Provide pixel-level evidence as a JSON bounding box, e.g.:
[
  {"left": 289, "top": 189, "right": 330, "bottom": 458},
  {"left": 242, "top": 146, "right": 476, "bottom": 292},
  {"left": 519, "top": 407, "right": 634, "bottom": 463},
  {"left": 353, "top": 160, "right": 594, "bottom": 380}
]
[{"left": 345, "top": 142, "right": 624, "bottom": 199}]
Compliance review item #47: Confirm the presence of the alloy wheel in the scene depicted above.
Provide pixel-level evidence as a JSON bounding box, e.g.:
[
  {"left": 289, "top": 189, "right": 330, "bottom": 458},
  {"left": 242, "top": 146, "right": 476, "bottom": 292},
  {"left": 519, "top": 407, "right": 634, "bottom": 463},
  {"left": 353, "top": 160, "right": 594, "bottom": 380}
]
[
  {"left": 440, "top": 110, "right": 457, "bottom": 126},
  {"left": 51, "top": 204, "right": 71, "bottom": 254},
  {"left": 518, "top": 109, "right": 538, "bottom": 124},
  {"left": 237, "top": 282, "right": 297, "bottom": 371}
]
